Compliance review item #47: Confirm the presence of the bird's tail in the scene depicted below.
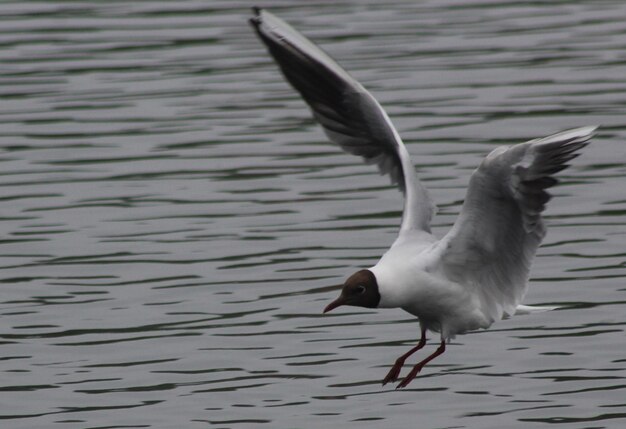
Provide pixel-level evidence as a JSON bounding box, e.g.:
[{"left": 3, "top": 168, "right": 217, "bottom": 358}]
[{"left": 514, "top": 304, "right": 560, "bottom": 315}]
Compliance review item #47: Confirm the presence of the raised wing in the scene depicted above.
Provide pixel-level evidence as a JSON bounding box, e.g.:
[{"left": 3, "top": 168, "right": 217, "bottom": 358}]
[
  {"left": 435, "top": 126, "right": 596, "bottom": 322},
  {"left": 250, "top": 8, "right": 436, "bottom": 233}
]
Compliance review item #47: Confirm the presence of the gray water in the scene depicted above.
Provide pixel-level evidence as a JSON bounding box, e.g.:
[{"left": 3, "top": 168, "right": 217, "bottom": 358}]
[{"left": 1, "top": 1, "right": 625, "bottom": 428}]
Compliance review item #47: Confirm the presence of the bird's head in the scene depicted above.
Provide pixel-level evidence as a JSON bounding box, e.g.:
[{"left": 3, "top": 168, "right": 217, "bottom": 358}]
[{"left": 323, "top": 269, "right": 381, "bottom": 313}]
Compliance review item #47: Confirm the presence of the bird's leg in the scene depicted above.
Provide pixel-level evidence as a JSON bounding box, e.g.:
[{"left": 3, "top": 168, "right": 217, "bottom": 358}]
[
  {"left": 396, "top": 338, "right": 446, "bottom": 389},
  {"left": 382, "top": 327, "right": 427, "bottom": 386}
]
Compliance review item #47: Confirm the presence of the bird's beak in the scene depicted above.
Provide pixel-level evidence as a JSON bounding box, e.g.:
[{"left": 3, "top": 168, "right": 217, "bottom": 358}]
[{"left": 323, "top": 294, "right": 347, "bottom": 313}]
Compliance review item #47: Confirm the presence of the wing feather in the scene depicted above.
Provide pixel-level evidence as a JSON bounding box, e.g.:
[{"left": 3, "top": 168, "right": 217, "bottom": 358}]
[
  {"left": 250, "top": 8, "right": 435, "bottom": 233},
  {"left": 435, "top": 126, "right": 596, "bottom": 322}
]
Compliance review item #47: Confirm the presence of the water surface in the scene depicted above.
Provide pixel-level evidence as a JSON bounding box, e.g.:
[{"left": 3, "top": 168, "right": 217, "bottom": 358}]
[{"left": 1, "top": 1, "right": 625, "bottom": 428}]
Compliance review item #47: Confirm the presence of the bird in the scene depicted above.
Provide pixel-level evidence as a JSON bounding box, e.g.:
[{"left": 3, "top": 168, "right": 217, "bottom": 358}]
[{"left": 250, "top": 7, "right": 596, "bottom": 389}]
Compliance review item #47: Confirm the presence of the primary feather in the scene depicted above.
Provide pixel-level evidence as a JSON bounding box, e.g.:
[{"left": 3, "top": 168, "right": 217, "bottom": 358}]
[{"left": 250, "top": 8, "right": 436, "bottom": 233}]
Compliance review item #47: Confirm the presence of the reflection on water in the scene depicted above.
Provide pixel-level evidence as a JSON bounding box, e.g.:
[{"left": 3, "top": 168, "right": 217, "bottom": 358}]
[{"left": 1, "top": 1, "right": 625, "bottom": 428}]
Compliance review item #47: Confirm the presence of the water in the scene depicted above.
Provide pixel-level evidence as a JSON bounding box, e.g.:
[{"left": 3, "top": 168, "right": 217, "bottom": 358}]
[{"left": 1, "top": 1, "right": 625, "bottom": 428}]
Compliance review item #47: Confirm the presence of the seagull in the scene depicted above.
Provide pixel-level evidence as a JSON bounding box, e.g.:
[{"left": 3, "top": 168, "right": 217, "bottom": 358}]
[{"left": 250, "top": 8, "right": 596, "bottom": 389}]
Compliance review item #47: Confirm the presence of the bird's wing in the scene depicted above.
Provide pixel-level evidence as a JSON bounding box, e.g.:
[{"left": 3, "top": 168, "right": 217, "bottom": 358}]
[
  {"left": 434, "top": 126, "right": 596, "bottom": 322},
  {"left": 250, "top": 8, "right": 436, "bottom": 233}
]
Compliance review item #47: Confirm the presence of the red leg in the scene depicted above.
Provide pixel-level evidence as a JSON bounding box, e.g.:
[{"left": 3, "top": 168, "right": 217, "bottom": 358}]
[
  {"left": 382, "top": 327, "right": 427, "bottom": 386},
  {"left": 396, "top": 339, "right": 446, "bottom": 389}
]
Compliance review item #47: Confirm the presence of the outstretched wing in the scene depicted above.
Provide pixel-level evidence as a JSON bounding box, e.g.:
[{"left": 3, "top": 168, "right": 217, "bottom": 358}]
[
  {"left": 435, "top": 126, "right": 596, "bottom": 322},
  {"left": 250, "top": 8, "right": 436, "bottom": 233}
]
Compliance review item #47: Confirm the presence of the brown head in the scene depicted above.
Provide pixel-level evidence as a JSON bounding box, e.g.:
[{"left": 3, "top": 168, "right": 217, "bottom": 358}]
[{"left": 323, "top": 269, "right": 381, "bottom": 313}]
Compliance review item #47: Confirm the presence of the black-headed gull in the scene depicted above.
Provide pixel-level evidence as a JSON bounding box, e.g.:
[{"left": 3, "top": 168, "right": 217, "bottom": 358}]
[{"left": 250, "top": 8, "right": 596, "bottom": 388}]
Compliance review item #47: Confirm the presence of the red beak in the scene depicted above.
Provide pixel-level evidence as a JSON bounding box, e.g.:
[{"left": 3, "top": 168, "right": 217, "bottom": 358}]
[{"left": 323, "top": 295, "right": 346, "bottom": 313}]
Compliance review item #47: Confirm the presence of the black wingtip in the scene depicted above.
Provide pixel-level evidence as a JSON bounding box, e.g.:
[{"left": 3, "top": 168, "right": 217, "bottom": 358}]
[{"left": 249, "top": 7, "right": 263, "bottom": 29}]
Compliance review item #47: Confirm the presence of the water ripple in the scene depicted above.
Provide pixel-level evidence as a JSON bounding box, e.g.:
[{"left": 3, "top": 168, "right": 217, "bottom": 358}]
[{"left": 1, "top": 0, "right": 625, "bottom": 428}]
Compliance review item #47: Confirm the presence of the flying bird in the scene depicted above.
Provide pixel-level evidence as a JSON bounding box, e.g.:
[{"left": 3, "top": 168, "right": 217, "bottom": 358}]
[{"left": 250, "top": 8, "right": 596, "bottom": 388}]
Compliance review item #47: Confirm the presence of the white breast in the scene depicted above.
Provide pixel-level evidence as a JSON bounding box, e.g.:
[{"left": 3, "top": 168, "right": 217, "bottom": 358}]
[{"left": 370, "top": 233, "right": 492, "bottom": 339}]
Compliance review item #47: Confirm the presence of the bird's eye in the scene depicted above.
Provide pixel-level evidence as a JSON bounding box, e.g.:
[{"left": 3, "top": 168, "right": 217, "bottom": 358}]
[{"left": 356, "top": 285, "right": 366, "bottom": 295}]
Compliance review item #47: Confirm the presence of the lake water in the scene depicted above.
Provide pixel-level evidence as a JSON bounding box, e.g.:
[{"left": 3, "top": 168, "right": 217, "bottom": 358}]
[{"left": 1, "top": 1, "right": 625, "bottom": 428}]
